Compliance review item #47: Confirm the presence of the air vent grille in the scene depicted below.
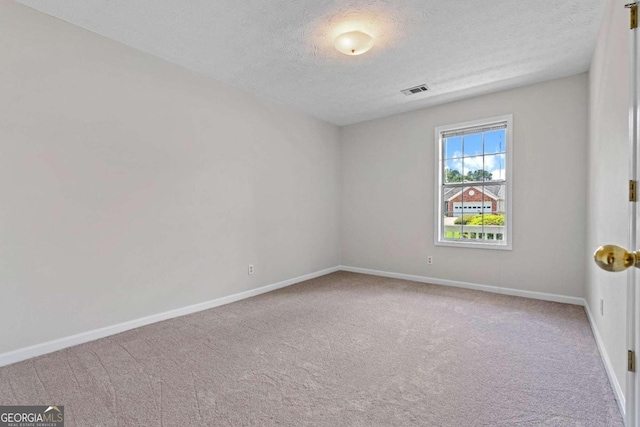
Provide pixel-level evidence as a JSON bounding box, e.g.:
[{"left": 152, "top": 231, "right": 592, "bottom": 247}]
[{"left": 401, "top": 84, "right": 429, "bottom": 96}]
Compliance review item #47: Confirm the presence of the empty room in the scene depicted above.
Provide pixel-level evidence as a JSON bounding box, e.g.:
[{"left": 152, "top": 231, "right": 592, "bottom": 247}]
[{"left": 0, "top": 0, "right": 636, "bottom": 425}]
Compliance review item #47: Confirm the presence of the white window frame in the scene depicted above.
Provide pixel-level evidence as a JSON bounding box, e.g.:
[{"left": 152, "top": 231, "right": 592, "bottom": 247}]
[{"left": 434, "top": 114, "right": 513, "bottom": 250}]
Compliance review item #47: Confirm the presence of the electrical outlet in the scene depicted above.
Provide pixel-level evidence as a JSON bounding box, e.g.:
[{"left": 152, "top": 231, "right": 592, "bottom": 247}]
[
  {"left": 248, "top": 264, "right": 254, "bottom": 275},
  {"left": 600, "top": 298, "right": 604, "bottom": 316},
  {"left": 427, "top": 256, "right": 433, "bottom": 265}
]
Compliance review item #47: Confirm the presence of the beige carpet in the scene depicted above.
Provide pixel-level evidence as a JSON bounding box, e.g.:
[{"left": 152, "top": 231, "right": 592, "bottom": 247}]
[{"left": 0, "top": 272, "right": 623, "bottom": 426}]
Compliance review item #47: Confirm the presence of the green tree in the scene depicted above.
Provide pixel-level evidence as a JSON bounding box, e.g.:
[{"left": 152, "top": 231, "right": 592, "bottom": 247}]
[
  {"left": 446, "top": 169, "right": 463, "bottom": 182},
  {"left": 465, "top": 169, "right": 493, "bottom": 181}
]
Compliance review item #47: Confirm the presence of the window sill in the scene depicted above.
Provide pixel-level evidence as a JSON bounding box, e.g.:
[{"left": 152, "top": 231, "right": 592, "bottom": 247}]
[{"left": 435, "top": 240, "right": 513, "bottom": 251}]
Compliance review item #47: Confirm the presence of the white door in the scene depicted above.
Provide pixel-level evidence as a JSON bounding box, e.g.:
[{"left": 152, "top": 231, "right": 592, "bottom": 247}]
[
  {"left": 630, "top": 4, "right": 640, "bottom": 424},
  {"left": 594, "top": 4, "right": 640, "bottom": 425}
]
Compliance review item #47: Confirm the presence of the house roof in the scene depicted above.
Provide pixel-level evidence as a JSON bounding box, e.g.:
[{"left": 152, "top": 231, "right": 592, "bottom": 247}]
[{"left": 444, "top": 185, "right": 505, "bottom": 202}]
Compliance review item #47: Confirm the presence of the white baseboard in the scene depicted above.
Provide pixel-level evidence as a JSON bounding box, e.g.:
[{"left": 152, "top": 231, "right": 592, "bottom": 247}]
[
  {"left": 339, "top": 265, "right": 584, "bottom": 305},
  {"left": 583, "top": 301, "right": 626, "bottom": 418},
  {"left": 0, "top": 266, "right": 340, "bottom": 367}
]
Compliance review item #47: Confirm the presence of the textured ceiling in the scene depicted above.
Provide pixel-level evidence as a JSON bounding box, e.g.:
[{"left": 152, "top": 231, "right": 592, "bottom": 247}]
[{"left": 16, "top": 0, "right": 605, "bottom": 126}]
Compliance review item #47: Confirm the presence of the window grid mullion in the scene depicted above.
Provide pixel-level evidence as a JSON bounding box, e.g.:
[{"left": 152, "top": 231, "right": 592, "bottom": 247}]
[{"left": 481, "top": 131, "right": 485, "bottom": 238}]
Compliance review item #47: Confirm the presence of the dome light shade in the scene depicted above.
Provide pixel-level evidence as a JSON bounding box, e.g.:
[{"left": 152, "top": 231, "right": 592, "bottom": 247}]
[{"left": 334, "top": 31, "right": 374, "bottom": 56}]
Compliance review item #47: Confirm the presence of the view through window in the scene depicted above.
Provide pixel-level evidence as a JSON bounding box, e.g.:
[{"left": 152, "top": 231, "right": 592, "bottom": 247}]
[{"left": 435, "top": 115, "right": 512, "bottom": 249}]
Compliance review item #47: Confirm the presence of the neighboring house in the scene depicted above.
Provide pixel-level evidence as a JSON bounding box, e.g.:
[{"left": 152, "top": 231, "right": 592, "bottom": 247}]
[{"left": 444, "top": 185, "right": 505, "bottom": 217}]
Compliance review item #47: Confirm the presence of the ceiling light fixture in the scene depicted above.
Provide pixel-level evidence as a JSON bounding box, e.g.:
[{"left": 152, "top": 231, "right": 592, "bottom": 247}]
[{"left": 334, "top": 31, "right": 374, "bottom": 56}]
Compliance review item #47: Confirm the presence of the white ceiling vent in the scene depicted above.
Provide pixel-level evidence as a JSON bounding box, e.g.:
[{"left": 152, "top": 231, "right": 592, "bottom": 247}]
[{"left": 401, "top": 84, "right": 429, "bottom": 96}]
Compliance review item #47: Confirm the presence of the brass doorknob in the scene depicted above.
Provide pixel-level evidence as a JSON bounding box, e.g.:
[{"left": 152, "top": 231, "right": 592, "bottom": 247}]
[{"left": 594, "top": 245, "right": 640, "bottom": 272}]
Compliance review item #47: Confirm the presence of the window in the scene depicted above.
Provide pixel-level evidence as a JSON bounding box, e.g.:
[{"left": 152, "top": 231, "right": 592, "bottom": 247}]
[{"left": 434, "top": 114, "right": 512, "bottom": 250}]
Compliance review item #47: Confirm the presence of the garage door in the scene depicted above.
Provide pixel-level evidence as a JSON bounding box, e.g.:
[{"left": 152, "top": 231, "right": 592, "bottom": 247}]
[{"left": 452, "top": 202, "right": 493, "bottom": 217}]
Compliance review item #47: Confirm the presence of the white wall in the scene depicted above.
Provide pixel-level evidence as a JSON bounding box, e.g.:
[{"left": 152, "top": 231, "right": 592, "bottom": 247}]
[
  {"left": 586, "top": 0, "right": 629, "bottom": 403},
  {"left": 0, "top": 1, "right": 341, "bottom": 354},
  {"left": 341, "top": 74, "right": 588, "bottom": 298}
]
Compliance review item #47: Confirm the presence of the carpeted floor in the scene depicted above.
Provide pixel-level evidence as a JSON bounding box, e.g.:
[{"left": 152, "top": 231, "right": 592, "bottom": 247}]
[{"left": 0, "top": 272, "right": 624, "bottom": 426}]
